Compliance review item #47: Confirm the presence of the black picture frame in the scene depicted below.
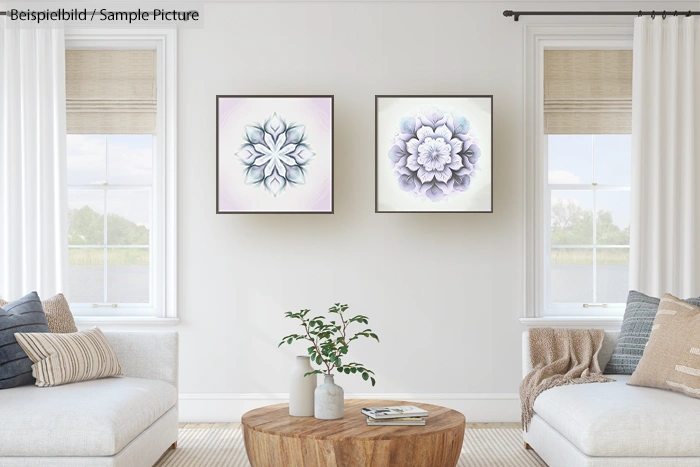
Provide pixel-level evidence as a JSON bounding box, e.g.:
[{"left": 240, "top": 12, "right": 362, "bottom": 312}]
[
  {"left": 375, "top": 95, "right": 494, "bottom": 213},
  {"left": 216, "top": 95, "right": 334, "bottom": 214}
]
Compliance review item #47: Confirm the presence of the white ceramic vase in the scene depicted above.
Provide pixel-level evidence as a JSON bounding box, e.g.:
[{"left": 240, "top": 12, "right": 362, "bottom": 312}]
[
  {"left": 289, "top": 356, "right": 317, "bottom": 417},
  {"left": 314, "top": 374, "right": 344, "bottom": 420}
]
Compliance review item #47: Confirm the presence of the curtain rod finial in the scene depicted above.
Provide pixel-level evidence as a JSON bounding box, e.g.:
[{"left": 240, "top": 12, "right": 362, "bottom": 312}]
[{"left": 503, "top": 10, "right": 514, "bottom": 17}]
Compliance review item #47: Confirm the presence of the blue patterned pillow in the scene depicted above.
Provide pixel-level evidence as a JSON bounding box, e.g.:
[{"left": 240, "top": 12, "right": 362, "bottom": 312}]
[
  {"left": 0, "top": 292, "right": 50, "bottom": 389},
  {"left": 605, "top": 291, "right": 700, "bottom": 374}
]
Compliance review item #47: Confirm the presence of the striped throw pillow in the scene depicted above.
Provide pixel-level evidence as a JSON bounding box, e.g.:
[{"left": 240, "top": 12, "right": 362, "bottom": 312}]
[
  {"left": 0, "top": 292, "right": 51, "bottom": 389},
  {"left": 14, "top": 327, "right": 123, "bottom": 387},
  {"left": 629, "top": 294, "right": 700, "bottom": 399},
  {"left": 0, "top": 293, "right": 77, "bottom": 334}
]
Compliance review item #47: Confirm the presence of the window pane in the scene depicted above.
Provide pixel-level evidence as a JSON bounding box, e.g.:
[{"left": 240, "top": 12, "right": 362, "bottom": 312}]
[
  {"left": 107, "top": 249, "right": 149, "bottom": 304},
  {"left": 68, "top": 248, "right": 104, "bottom": 303},
  {"left": 67, "top": 135, "right": 106, "bottom": 185},
  {"left": 107, "top": 135, "right": 153, "bottom": 185},
  {"left": 106, "top": 191, "right": 150, "bottom": 245},
  {"left": 594, "top": 135, "right": 631, "bottom": 185},
  {"left": 597, "top": 248, "right": 630, "bottom": 303},
  {"left": 596, "top": 191, "right": 630, "bottom": 245},
  {"left": 68, "top": 191, "right": 104, "bottom": 245},
  {"left": 551, "top": 248, "right": 593, "bottom": 303},
  {"left": 551, "top": 190, "right": 593, "bottom": 245},
  {"left": 548, "top": 135, "right": 592, "bottom": 184}
]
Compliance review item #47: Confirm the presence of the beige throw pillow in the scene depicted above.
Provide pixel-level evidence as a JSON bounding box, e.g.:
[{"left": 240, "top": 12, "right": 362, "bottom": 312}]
[
  {"left": 629, "top": 293, "right": 700, "bottom": 398},
  {"left": 14, "top": 327, "right": 123, "bottom": 387},
  {"left": 0, "top": 293, "right": 77, "bottom": 333}
]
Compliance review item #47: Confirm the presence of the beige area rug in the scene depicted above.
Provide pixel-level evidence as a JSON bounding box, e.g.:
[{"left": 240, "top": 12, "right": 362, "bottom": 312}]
[{"left": 156, "top": 424, "right": 546, "bottom": 467}]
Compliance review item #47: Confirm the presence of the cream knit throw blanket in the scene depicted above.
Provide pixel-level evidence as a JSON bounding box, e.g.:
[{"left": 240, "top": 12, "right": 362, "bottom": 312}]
[{"left": 520, "top": 328, "right": 615, "bottom": 431}]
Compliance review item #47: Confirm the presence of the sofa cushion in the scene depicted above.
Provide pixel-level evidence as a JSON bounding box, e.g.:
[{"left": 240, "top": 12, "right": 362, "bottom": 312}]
[
  {"left": 0, "top": 293, "right": 78, "bottom": 333},
  {"left": 0, "top": 376, "right": 177, "bottom": 456},
  {"left": 605, "top": 291, "right": 700, "bottom": 375},
  {"left": 0, "top": 292, "right": 51, "bottom": 389},
  {"left": 39, "top": 293, "right": 78, "bottom": 333},
  {"left": 533, "top": 374, "right": 700, "bottom": 457},
  {"left": 629, "top": 294, "right": 700, "bottom": 399},
  {"left": 16, "top": 327, "right": 123, "bottom": 387}
]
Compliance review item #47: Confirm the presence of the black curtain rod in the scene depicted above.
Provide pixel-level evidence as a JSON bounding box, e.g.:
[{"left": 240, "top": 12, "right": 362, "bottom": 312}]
[{"left": 504, "top": 10, "right": 700, "bottom": 22}]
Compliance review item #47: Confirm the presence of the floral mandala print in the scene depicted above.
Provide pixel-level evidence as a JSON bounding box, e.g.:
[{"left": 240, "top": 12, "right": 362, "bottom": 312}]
[
  {"left": 388, "top": 107, "right": 481, "bottom": 202},
  {"left": 235, "top": 113, "right": 315, "bottom": 197}
]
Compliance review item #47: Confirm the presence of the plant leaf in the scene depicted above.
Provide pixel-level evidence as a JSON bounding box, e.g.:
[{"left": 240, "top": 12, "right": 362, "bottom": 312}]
[{"left": 362, "top": 372, "right": 369, "bottom": 381}]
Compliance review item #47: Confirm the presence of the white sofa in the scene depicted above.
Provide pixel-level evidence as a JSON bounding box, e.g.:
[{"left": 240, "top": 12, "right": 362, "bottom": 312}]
[
  {"left": 522, "top": 331, "right": 700, "bottom": 467},
  {"left": 0, "top": 331, "right": 179, "bottom": 467}
]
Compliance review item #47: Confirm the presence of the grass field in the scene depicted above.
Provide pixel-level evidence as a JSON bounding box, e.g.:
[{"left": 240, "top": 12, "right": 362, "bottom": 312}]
[
  {"left": 551, "top": 248, "right": 629, "bottom": 265},
  {"left": 69, "top": 248, "right": 149, "bottom": 266}
]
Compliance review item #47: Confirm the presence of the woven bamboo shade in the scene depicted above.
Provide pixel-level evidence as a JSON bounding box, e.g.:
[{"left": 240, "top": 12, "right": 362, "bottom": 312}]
[
  {"left": 66, "top": 50, "right": 156, "bottom": 134},
  {"left": 544, "top": 50, "right": 632, "bottom": 134}
]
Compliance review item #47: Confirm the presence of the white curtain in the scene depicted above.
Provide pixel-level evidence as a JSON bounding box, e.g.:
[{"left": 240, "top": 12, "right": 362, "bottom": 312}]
[
  {"left": 630, "top": 17, "right": 700, "bottom": 297},
  {"left": 0, "top": 20, "right": 68, "bottom": 300}
]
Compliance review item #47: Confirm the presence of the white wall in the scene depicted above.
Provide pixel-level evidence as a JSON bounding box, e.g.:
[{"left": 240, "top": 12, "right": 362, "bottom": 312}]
[{"left": 109, "top": 0, "right": 696, "bottom": 422}]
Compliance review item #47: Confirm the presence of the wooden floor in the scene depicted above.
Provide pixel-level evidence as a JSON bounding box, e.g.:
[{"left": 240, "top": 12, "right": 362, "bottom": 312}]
[{"left": 180, "top": 422, "right": 520, "bottom": 429}]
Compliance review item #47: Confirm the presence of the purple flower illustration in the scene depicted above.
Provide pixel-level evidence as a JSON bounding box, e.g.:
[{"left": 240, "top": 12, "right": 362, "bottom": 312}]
[
  {"left": 235, "top": 113, "right": 315, "bottom": 197},
  {"left": 388, "top": 108, "right": 481, "bottom": 201}
]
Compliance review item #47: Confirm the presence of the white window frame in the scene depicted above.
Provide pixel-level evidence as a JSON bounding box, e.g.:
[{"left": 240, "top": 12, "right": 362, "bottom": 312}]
[
  {"left": 65, "top": 29, "right": 178, "bottom": 323},
  {"left": 522, "top": 24, "right": 632, "bottom": 327}
]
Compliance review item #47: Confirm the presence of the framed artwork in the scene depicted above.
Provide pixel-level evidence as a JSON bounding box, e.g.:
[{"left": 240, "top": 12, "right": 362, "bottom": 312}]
[
  {"left": 375, "top": 95, "right": 493, "bottom": 213},
  {"left": 217, "top": 95, "right": 334, "bottom": 213}
]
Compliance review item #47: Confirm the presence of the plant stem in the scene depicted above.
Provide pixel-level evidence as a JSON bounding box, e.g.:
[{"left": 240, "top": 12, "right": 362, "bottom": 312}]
[
  {"left": 328, "top": 308, "right": 348, "bottom": 374},
  {"left": 303, "top": 320, "right": 331, "bottom": 374}
]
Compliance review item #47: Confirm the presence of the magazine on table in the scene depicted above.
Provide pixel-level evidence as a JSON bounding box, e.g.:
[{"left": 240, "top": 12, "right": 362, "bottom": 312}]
[
  {"left": 361, "top": 406, "right": 428, "bottom": 420},
  {"left": 366, "top": 417, "right": 426, "bottom": 426}
]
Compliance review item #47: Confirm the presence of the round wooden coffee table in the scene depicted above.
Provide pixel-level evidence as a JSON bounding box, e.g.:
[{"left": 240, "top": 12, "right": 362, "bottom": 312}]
[{"left": 241, "top": 399, "right": 465, "bottom": 467}]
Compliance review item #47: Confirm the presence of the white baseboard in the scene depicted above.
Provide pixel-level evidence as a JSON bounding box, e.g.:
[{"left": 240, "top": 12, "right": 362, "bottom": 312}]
[{"left": 178, "top": 393, "right": 520, "bottom": 423}]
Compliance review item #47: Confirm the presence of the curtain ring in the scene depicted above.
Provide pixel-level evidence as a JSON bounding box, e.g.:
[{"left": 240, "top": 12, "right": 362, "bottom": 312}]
[
  {"left": 674, "top": 10, "right": 678, "bottom": 17},
  {"left": 687, "top": 11, "right": 692, "bottom": 17},
  {"left": 651, "top": 11, "right": 655, "bottom": 19},
  {"left": 662, "top": 11, "right": 667, "bottom": 19},
  {"left": 638, "top": 10, "right": 642, "bottom": 17}
]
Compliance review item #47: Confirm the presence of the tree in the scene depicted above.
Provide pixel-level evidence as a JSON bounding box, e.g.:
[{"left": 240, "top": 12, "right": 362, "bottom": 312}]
[
  {"left": 68, "top": 205, "right": 149, "bottom": 245},
  {"left": 551, "top": 200, "right": 593, "bottom": 245},
  {"left": 67, "top": 206, "right": 103, "bottom": 245},
  {"left": 550, "top": 199, "right": 629, "bottom": 246},
  {"left": 596, "top": 210, "right": 630, "bottom": 245}
]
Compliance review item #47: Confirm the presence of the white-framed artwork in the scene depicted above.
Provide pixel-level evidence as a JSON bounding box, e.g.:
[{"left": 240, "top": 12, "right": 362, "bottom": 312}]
[{"left": 217, "top": 95, "right": 334, "bottom": 214}]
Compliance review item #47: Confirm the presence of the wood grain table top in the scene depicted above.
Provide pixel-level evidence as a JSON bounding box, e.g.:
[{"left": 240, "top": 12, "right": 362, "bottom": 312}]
[{"left": 241, "top": 399, "right": 466, "bottom": 441}]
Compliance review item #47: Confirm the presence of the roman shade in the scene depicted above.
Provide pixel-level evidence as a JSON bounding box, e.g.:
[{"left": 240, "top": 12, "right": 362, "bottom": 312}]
[
  {"left": 66, "top": 50, "right": 156, "bottom": 134},
  {"left": 544, "top": 50, "right": 632, "bottom": 134}
]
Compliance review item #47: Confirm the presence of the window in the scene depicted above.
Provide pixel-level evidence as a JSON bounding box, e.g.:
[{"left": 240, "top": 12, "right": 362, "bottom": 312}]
[
  {"left": 547, "top": 134, "right": 631, "bottom": 312},
  {"left": 65, "top": 30, "right": 177, "bottom": 319},
  {"left": 523, "top": 26, "right": 634, "bottom": 320},
  {"left": 67, "top": 134, "right": 154, "bottom": 310}
]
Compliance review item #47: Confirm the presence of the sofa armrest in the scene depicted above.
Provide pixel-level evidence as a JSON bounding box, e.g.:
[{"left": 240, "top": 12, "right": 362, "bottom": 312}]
[
  {"left": 103, "top": 331, "right": 178, "bottom": 390},
  {"left": 522, "top": 330, "right": 621, "bottom": 379}
]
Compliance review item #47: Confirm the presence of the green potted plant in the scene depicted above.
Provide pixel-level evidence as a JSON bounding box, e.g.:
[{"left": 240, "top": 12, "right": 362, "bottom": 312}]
[{"left": 279, "top": 303, "right": 380, "bottom": 420}]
